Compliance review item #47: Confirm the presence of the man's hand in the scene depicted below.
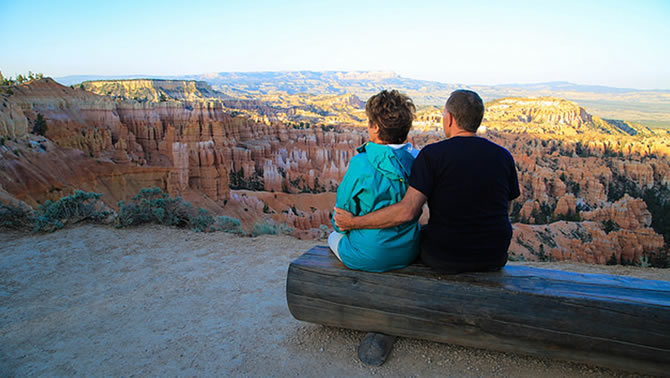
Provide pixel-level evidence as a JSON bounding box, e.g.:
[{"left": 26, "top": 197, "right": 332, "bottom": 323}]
[{"left": 333, "top": 207, "right": 355, "bottom": 231}]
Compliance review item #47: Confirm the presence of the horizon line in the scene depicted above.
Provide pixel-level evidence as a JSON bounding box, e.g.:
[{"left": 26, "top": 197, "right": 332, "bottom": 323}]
[{"left": 42, "top": 70, "right": 670, "bottom": 92}]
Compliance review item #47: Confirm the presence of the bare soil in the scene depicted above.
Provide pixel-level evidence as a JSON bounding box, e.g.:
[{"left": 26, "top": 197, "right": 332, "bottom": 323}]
[{"left": 1, "top": 224, "right": 667, "bottom": 376}]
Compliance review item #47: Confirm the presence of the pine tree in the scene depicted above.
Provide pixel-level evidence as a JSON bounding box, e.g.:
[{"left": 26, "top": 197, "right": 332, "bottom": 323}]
[
  {"left": 32, "top": 113, "right": 47, "bottom": 136},
  {"left": 606, "top": 253, "right": 618, "bottom": 265}
]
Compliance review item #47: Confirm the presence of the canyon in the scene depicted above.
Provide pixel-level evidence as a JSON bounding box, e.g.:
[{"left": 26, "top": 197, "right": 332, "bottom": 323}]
[{"left": 1, "top": 78, "right": 669, "bottom": 266}]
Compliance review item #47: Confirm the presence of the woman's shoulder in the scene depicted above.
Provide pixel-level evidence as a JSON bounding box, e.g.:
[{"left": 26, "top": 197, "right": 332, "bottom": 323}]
[{"left": 348, "top": 151, "right": 373, "bottom": 169}]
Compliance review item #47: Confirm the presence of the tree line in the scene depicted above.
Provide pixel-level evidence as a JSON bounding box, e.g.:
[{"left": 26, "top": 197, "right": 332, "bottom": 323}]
[{"left": 1, "top": 71, "right": 44, "bottom": 86}]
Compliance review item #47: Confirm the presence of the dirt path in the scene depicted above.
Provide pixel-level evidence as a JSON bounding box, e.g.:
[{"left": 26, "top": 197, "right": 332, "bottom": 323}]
[{"left": 1, "top": 224, "right": 666, "bottom": 376}]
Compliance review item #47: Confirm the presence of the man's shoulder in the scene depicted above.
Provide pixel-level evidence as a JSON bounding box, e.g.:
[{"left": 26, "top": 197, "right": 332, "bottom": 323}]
[
  {"left": 419, "top": 137, "right": 513, "bottom": 156},
  {"left": 418, "top": 139, "right": 449, "bottom": 156},
  {"left": 469, "top": 137, "right": 514, "bottom": 157},
  {"left": 420, "top": 137, "right": 493, "bottom": 154}
]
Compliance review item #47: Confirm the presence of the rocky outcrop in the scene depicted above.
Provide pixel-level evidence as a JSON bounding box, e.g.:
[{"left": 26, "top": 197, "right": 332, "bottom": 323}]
[
  {"left": 581, "top": 194, "right": 653, "bottom": 230},
  {"left": 553, "top": 194, "right": 578, "bottom": 218},
  {"left": 0, "top": 136, "right": 175, "bottom": 207},
  {"left": 81, "top": 79, "right": 228, "bottom": 102},
  {"left": 484, "top": 97, "right": 653, "bottom": 137},
  {"left": 486, "top": 97, "right": 593, "bottom": 128},
  {"left": 510, "top": 221, "right": 664, "bottom": 265},
  {"left": 510, "top": 193, "right": 665, "bottom": 265}
]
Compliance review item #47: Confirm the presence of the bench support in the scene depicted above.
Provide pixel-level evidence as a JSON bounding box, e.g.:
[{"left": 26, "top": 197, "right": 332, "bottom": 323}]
[{"left": 357, "top": 332, "right": 396, "bottom": 366}]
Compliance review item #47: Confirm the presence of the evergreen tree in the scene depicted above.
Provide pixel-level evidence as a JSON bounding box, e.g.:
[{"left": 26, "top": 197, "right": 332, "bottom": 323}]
[
  {"left": 606, "top": 253, "right": 618, "bottom": 265},
  {"left": 32, "top": 113, "right": 47, "bottom": 136}
]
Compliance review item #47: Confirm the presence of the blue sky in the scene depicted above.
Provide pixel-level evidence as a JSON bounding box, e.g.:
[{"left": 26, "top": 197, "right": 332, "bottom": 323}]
[{"left": 1, "top": 0, "right": 669, "bottom": 89}]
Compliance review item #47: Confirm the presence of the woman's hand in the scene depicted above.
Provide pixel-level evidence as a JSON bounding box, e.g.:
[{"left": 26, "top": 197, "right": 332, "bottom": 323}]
[{"left": 333, "top": 207, "right": 355, "bottom": 231}]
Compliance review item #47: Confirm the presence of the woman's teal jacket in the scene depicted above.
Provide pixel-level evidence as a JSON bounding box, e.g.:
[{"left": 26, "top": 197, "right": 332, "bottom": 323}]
[{"left": 331, "top": 142, "right": 421, "bottom": 272}]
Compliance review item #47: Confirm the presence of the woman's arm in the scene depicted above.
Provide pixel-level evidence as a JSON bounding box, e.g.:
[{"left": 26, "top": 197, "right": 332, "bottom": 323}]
[{"left": 334, "top": 186, "right": 427, "bottom": 230}]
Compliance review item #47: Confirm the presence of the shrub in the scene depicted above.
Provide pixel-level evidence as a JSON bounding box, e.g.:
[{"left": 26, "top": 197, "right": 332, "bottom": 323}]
[
  {"left": 639, "top": 255, "right": 651, "bottom": 268},
  {"left": 251, "top": 219, "right": 294, "bottom": 237},
  {"left": 648, "top": 249, "right": 670, "bottom": 268},
  {"left": 319, "top": 224, "right": 329, "bottom": 239},
  {"left": 115, "top": 187, "right": 241, "bottom": 233},
  {"left": 251, "top": 220, "right": 278, "bottom": 236},
  {"left": 278, "top": 222, "right": 294, "bottom": 235},
  {"left": 507, "top": 252, "right": 526, "bottom": 262},
  {"left": 509, "top": 201, "right": 522, "bottom": 223},
  {"left": 0, "top": 202, "right": 35, "bottom": 231},
  {"left": 211, "top": 215, "right": 243, "bottom": 234},
  {"left": 116, "top": 187, "right": 193, "bottom": 228},
  {"left": 33, "top": 190, "right": 111, "bottom": 232},
  {"left": 606, "top": 253, "right": 618, "bottom": 265},
  {"left": 602, "top": 220, "right": 620, "bottom": 234},
  {"left": 191, "top": 208, "right": 215, "bottom": 232}
]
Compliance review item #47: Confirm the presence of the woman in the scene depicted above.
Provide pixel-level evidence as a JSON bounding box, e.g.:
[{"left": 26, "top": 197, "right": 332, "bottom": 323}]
[{"left": 329, "top": 89, "right": 420, "bottom": 272}]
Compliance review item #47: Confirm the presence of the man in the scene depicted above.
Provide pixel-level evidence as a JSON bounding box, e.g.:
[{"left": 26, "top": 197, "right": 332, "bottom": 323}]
[{"left": 334, "top": 89, "right": 520, "bottom": 274}]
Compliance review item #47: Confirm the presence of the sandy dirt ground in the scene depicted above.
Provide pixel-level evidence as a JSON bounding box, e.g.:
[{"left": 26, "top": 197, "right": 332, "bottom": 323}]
[{"left": 1, "top": 224, "right": 668, "bottom": 376}]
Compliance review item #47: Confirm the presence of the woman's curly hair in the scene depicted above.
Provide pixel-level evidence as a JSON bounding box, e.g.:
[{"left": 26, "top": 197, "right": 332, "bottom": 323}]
[{"left": 365, "top": 89, "right": 415, "bottom": 144}]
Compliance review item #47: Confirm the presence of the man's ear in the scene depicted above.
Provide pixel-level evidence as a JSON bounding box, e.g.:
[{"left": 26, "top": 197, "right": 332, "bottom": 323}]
[{"left": 442, "top": 110, "right": 451, "bottom": 128}]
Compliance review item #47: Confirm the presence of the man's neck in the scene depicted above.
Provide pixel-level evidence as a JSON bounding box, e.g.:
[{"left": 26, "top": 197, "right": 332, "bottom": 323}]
[{"left": 448, "top": 130, "right": 476, "bottom": 138}]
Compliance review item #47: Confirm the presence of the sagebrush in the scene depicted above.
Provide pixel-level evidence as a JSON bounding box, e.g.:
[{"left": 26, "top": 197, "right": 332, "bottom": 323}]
[
  {"left": 115, "top": 187, "right": 242, "bottom": 233},
  {"left": 251, "top": 219, "right": 294, "bottom": 237},
  {"left": 33, "top": 190, "right": 112, "bottom": 232}
]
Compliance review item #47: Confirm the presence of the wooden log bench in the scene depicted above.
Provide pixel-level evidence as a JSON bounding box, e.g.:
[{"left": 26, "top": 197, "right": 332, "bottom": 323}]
[{"left": 286, "top": 246, "right": 670, "bottom": 375}]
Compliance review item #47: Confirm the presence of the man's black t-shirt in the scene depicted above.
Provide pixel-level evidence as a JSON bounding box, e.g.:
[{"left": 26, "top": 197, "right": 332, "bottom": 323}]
[{"left": 409, "top": 136, "right": 520, "bottom": 272}]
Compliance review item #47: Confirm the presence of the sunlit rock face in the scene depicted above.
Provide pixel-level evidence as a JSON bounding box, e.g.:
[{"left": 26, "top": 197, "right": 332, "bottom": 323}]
[
  {"left": 81, "top": 79, "right": 229, "bottom": 102},
  {"left": 510, "top": 194, "right": 664, "bottom": 265}
]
